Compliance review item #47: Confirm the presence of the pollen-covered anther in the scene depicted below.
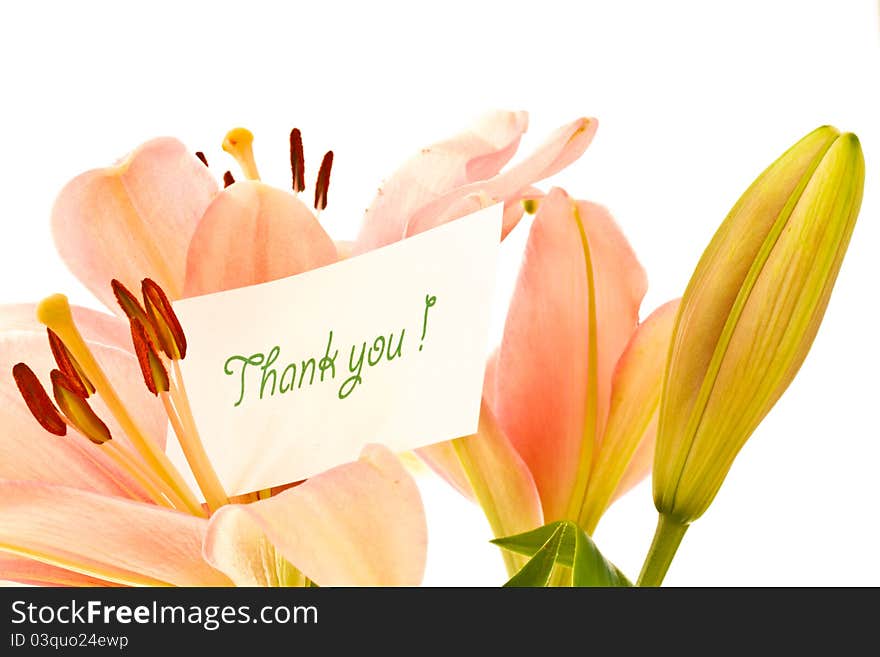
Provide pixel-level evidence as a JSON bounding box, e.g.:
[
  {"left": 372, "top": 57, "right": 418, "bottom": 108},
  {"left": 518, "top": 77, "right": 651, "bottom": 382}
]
[
  {"left": 111, "top": 279, "right": 159, "bottom": 346},
  {"left": 130, "top": 318, "right": 170, "bottom": 395},
  {"left": 141, "top": 278, "right": 186, "bottom": 360},
  {"left": 522, "top": 198, "right": 540, "bottom": 215},
  {"left": 290, "top": 128, "right": 305, "bottom": 193},
  {"left": 12, "top": 363, "right": 67, "bottom": 436},
  {"left": 223, "top": 171, "right": 235, "bottom": 188},
  {"left": 195, "top": 151, "right": 209, "bottom": 167},
  {"left": 47, "top": 328, "right": 95, "bottom": 397},
  {"left": 222, "top": 127, "right": 260, "bottom": 180},
  {"left": 50, "top": 369, "right": 111, "bottom": 444},
  {"left": 314, "top": 150, "right": 334, "bottom": 211}
]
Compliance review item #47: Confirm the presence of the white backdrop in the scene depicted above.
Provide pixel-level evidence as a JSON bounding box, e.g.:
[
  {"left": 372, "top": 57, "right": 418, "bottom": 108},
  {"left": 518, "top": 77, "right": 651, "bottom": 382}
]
[{"left": 1, "top": 0, "right": 877, "bottom": 585}]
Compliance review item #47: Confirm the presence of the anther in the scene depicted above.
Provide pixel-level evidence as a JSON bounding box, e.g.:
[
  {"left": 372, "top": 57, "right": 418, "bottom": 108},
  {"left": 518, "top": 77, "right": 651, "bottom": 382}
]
[
  {"left": 111, "top": 279, "right": 159, "bottom": 347},
  {"left": 223, "top": 171, "right": 235, "bottom": 188},
  {"left": 141, "top": 278, "right": 186, "bottom": 360},
  {"left": 222, "top": 127, "right": 260, "bottom": 180},
  {"left": 290, "top": 128, "right": 305, "bottom": 193},
  {"left": 315, "top": 151, "right": 334, "bottom": 211},
  {"left": 195, "top": 151, "right": 209, "bottom": 167},
  {"left": 130, "top": 319, "right": 170, "bottom": 396},
  {"left": 522, "top": 198, "right": 540, "bottom": 215},
  {"left": 50, "top": 369, "right": 112, "bottom": 445},
  {"left": 12, "top": 363, "right": 67, "bottom": 436},
  {"left": 47, "top": 329, "right": 95, "bottom": 398}
]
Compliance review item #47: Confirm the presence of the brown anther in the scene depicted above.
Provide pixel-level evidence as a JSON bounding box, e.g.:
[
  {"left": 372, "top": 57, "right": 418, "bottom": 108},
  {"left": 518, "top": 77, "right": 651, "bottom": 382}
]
[
  {"left": 47, "top": 329, "right": 94, "bottom": 398},
  {"left": 111, "top": 279, "right": 160, "bottom": 346},
  {"left": 290, "top": 128, "right": 305, "bottom": 193},
  {"left": 223, "top": 171, "right": 235, "bottom": 188},
  {"left": 130, "top": 318, "right": 170, "bottom": 396},
  {"left": 12, "top": 363, "right": 67, "bottom": 436},
  {"left": 50, "top": 369, "right": 111, "bottom": 444},
  {"left": 314, "top": 151, "right": 333, "bottom": 211},
  {"left": 195, "top": 151, "right": 209, "bottom": 167},
  {"left": 141, "top": 278, "right": 186, "bottom": 360}
]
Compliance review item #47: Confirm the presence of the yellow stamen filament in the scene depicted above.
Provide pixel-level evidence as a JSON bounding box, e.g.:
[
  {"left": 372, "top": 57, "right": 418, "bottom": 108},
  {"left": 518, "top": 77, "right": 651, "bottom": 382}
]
[
  {"left": 103, "top": 440, "right": 202, "bottom": 515},
  {"left": 36, "top": 295, "right": 204, "bottom": 516},
  {"left": 165, "top": 360, "right": 229, "bottom": 510},
  {"left": 222, "top": 128, "right": 260, "bottom": 180}
]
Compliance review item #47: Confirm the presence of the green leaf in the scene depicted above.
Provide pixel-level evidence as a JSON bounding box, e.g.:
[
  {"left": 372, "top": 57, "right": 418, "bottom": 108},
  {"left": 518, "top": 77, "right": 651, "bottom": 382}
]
[
  {"left": 503, "top": 523, "right": 569, "bottom": 587},
  {"left": 493, "top": 520, "right": 632, "bottom": 587}
]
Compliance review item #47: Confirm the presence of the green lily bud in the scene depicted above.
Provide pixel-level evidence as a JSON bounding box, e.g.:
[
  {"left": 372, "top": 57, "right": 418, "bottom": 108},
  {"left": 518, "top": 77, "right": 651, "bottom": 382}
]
[{"left": 653, "top": 126, "right": 864, "bottom": 524}]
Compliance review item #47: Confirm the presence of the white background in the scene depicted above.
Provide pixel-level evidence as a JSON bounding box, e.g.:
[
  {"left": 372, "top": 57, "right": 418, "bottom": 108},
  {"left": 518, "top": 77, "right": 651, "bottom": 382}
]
[{"left": 1, "top": 0, "right": 877, "bottom": 585}]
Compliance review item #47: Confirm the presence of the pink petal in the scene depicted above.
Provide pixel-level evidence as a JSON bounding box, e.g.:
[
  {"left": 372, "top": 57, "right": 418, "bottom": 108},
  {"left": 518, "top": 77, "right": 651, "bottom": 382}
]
[
  {"left": 404, "top": 118, "right": 597, "bottom": 241},
  {"left": 0, "top": 481, "right": 230, "bottom": 586},
  {"left": 0, "top": 553, "right": 118, "bottom": 586},
  {"left": 52, "top": 138, "right": 218, "bottom": 309},
  {"left": 0, "top": 304, "right": 131, "bottom": 351},
  {"left": 416, "top": 440, "right": 475, "bottom": 501},
  {"left": 495, "top": 188, "right": 646, "bottom": 521},
  {"left": 183, "top": 181, "right": 338, "bottom": 296},
  {"left": 0, "top": 314, "right": 168, "bottom": 496},
  {"left": 581, "top": 300, "right": 680, "bottom": 530},
  {"left": 204, "top": 445, "right": 426, "bottom": 586},
  {"left": 454, "top": 400, "right": 543, "bottom": 540},
  {"left": 353, "top": 110, "right": 529, "bottom": 255},
  {"left": 417, "top": 350, "right": 503, "bottom": 500}
]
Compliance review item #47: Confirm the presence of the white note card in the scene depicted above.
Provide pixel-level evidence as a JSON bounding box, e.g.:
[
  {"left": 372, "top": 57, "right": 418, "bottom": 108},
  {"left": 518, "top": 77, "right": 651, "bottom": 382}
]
[{"left": 166, "top": 203, "right": 502, "bottom": 497}]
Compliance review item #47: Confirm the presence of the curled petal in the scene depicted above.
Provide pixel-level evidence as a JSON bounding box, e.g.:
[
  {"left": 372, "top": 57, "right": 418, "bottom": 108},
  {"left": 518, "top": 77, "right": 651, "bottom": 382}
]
[
  {"left": 404, "top": 118, "right": 597, "bottom": 241},
  {"left": 52, "top": 138, "right": 218, "bottom": 309},
  {"left": 204, "top": 445, "right": 426, "bottom": 586},
  {"left": 184, "top": 181, "right": 338, "bottom": 296},
  {"left": 354, "top": 110, "right": 529, "bottom": 255}
]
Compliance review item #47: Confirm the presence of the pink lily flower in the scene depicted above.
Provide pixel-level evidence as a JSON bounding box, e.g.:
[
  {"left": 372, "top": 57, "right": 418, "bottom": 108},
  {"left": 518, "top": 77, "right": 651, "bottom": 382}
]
[
  {"left": 420, "top": 187, "right": 680, "bottom": 575},
  {"left": 1, "top": 110, "right": 592, "bottom": 586}
]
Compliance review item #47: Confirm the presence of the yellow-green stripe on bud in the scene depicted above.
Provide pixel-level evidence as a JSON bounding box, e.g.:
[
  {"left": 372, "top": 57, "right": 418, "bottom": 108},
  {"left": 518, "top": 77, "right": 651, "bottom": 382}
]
[{"left": 653, "top": 126, "right": 864, "bottom": 524}]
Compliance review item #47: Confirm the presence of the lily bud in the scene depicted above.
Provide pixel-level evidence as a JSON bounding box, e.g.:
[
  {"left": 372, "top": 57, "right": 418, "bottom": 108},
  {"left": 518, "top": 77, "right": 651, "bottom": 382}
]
[{"left": 653, "top": 126, "right": 864, "bottom": 524}]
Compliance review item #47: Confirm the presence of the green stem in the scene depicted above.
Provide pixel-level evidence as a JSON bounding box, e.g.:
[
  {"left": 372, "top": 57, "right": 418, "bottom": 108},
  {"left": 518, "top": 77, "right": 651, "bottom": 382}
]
[{"left": 637, "top": 514, "right": 689, "bottom": 587}]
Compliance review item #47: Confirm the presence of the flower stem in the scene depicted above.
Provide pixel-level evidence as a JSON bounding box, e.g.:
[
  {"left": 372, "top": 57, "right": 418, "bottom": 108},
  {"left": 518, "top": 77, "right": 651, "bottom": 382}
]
[{"left": 637, "top": 514, "right": 689, "bottom": 587}]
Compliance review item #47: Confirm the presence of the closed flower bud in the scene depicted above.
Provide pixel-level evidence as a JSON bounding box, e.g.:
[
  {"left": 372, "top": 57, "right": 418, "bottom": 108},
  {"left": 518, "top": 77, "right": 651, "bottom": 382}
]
[{"left": 653, "top": 126, "right": 864, "bottom": 524}]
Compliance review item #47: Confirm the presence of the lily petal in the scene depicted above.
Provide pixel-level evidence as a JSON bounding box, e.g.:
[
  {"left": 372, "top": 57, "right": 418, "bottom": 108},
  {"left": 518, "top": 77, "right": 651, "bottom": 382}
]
[
  {"left": 404, "top": 118, "right": 597, "bottom": 240},
  {"left": 580, "top": 299, "right": 680, "bottom": 531},
  {"left": 184, "top": 181, "right": 338, "bottom": 296},
  {"left": 495, "top": 189, "right": 646, "bottom": 521},
  {"left": 0, "top": 481, "right": 230, "bottom": 586},
  {"left": 452, "top": 401, "right": 543, "bottom": 568},
  {"left": 353, "top": 110, "right": 529, "bottom": 255},
  {"left": 0, "top": 553, "right": 119, "bottom": 586},
  {"left": 52, "top": 138, "right": 218, "bottom": 309},
  {"left": 204, "top": 445, "right": 426, "bottom": 586},
  {"left": 0, "top": 304, "right": 131, "bottom": 351}
]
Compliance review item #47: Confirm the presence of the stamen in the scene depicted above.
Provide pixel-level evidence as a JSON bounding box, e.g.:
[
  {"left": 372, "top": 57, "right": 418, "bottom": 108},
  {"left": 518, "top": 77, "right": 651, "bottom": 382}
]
[
  {"left": 47, "top": 329, "right": 95, "bottom": 397},
  {"left": 141, "top": 278, "right": 186, "bottom": 360},
  {"left": 12, "top": 363, "right": 67, "bottom": 436},
  {"left": 222, "top": 127, "right": 260, "bottom": 180},
  {"left": 130, "top": 319, "right": 170, "bottom": 395},
  {"left": 290, "top": 128, "right": 305, "bottom": 193},
  {"left": 51, "top": 369, "right": 111, "bottom": 445},
  {"left": 195, "top": 151, "right": 209, "bottom": 167},
  {"left": 223, "top": 171, "right": 235, "bottom": 188},
  {"left": 314, "top": 150, "right": 333, "bottom": 211},
  {"left": 37, "top": 294, "right": 204, "bottom": 515},
  {"left": 111, "top": 279, "right": 159, "bottom": 347}
]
